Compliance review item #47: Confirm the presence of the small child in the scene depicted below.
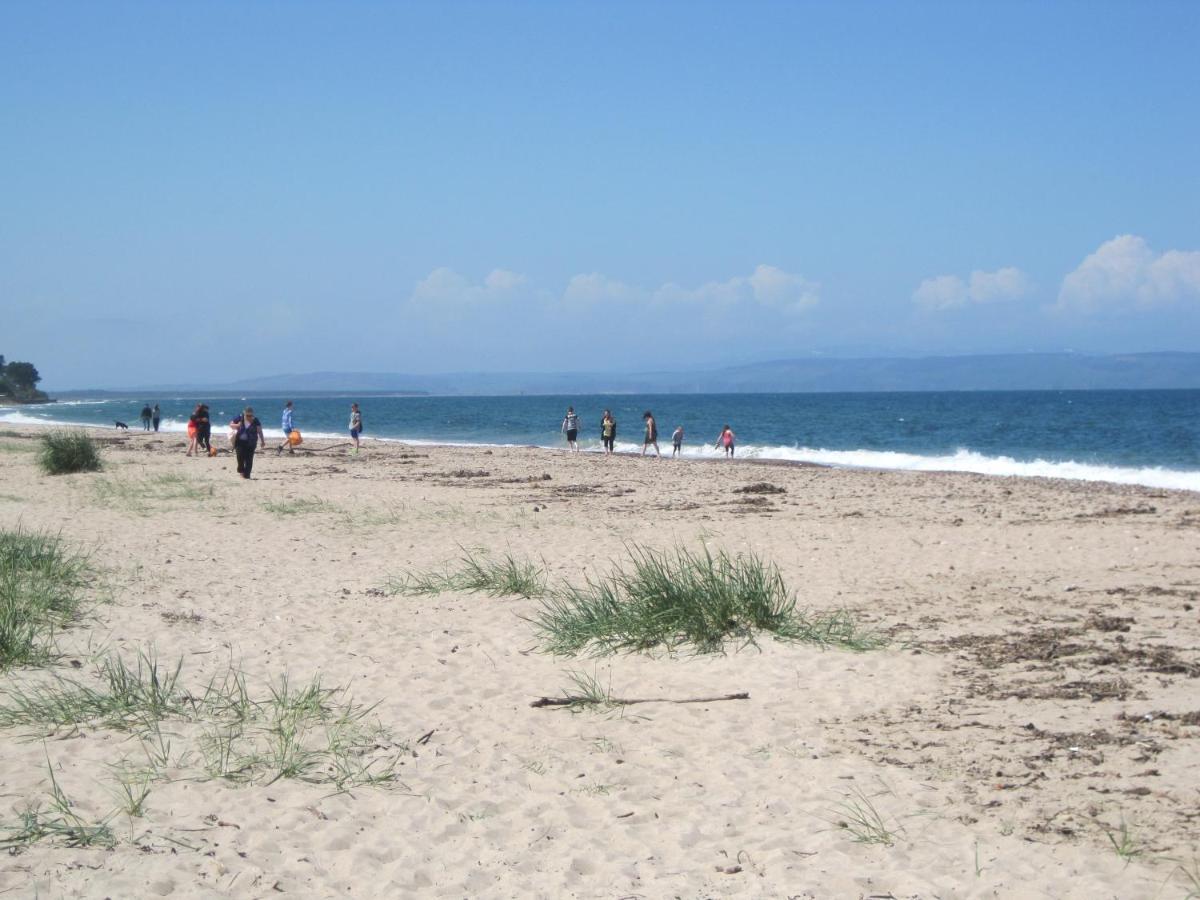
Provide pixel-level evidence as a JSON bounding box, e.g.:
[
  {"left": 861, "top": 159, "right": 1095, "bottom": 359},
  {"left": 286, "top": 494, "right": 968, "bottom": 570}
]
[{"left": 671, "top": 425, "right": 684, "bottom": 458}]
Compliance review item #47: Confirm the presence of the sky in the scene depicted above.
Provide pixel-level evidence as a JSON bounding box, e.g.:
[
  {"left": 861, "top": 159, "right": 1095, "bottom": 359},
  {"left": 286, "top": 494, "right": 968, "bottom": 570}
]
[{"left": 2, "top": 1, "right": 1198, "bottom": 390}]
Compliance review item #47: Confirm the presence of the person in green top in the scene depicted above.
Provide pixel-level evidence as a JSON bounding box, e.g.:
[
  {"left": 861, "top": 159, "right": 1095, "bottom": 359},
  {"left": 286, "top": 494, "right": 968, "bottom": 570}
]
[{"left": 600, "top": 410, "right": 616, "bottom": 455}]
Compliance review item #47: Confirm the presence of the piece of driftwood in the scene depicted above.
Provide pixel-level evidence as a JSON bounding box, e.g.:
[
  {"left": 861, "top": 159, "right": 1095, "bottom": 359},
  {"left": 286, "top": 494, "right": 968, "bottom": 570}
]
[
  {"left": 530, "top": 691, "right": 749, "bottom": 709},
  {"left": 304, "top": 442, "right": 354, "bottom": 453}
]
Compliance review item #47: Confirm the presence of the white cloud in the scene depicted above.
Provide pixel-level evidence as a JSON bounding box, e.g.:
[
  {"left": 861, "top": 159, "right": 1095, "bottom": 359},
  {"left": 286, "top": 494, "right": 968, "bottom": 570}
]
[
  {"left": 484, "top": 269, "right": 527, "bottom": 292},
  {"left": 913, "top": 274, "right": 968, "bottom": 310},
  {"left": 1057, "top": 235, "right": 1200, "bottom": 312},
  {"left": 748, "top": 264, "right": 820, "bottom": 312},
  {"left": 563, "top": 273, "right": 641, "bottom": 304},
  {"left": 969, "top": 267, "right": 1029, "bottom": 304},
  {"left": 914, "top": 266, "right": 1029, "bottom": 311},
  {"left": 565, "top": 264, "right": 819, "bottom": 315},
  {"left": 410, "top": 267, "right": 527, "bottom": 306}
]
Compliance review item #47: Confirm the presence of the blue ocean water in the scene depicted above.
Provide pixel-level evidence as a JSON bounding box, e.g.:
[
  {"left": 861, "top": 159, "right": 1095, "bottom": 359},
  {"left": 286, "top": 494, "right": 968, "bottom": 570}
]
[{"left": 4, "top": 390, "right": 1199, "bottom": 491}]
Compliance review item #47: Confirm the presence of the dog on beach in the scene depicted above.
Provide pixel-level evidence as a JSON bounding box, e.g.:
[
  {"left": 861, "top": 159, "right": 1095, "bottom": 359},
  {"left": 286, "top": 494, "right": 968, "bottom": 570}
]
[{"left": 114, "top": 421, "right": 129, "bottom": 429}]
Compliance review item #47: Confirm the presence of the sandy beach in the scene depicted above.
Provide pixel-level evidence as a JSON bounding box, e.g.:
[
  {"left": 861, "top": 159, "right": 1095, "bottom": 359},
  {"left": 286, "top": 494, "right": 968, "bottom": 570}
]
[{"left": 1, "top": 425, "right": 1198, "bottom": 898}]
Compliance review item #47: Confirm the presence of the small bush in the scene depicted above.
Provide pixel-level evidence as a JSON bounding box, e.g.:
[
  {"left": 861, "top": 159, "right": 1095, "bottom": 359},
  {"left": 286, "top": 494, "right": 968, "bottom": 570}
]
[
  {"left": 532, "top": 544, "right": 883, "bottom": 656},
  {"left": 37, "top": 430, "right": 102, "bottom": 475}
]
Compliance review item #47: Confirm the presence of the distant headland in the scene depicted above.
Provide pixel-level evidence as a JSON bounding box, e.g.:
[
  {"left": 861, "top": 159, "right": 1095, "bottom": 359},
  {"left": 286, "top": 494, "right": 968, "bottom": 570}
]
[{"left": 0, "top": 355, "right": 50, "bottom": 404}]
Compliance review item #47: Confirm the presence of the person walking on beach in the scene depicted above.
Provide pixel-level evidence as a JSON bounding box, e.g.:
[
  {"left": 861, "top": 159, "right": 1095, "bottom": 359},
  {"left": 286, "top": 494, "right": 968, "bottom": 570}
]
[
  {"left": 231, "top": 407, "right": 266, "bottom": 479},
  {"left": 277, "top": 400, "right": 295, "bottom": 454},
  {"left": 349, "top": 403, "right": 362, "bottom": 454},
  {"left": 562, "top": 406, "right": 580, "bottom": 452},
  {"left": 600, "top": 410, "right": 616, "bottom": 455},
  {"left": 715, "top": 424, "right": 736, "bottom": 457},
  {"left": 140, "top": 404, "right": 153, "bottom": 431},
  {"left": 151, "top": 404, "right": 161, "bottom": 432},
  {"left": 641, "top": 411, "right": 660, "bottom": 457},
  {"left": 671, "top": 425, "right": 684, "bottom": 458},
  {"left": 196, "top": 404, "right": 212, "bottom": 455}
]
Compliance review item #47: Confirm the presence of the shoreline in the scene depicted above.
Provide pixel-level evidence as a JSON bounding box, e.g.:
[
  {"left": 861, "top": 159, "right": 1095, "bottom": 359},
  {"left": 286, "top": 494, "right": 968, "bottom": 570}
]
[{"left": 4, "top": 418, "right": 1199, "bottom": 497}]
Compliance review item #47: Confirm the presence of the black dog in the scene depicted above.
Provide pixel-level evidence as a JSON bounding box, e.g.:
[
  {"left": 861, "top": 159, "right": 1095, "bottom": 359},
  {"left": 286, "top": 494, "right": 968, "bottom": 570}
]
[{"left": 114, "top": 421, "right": 129, "bottom": 429}]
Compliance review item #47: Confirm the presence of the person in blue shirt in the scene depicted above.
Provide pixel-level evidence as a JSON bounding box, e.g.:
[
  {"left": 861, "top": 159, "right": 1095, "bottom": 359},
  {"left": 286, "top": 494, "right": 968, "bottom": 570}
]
[{"left": 277, "top": 400, "right": 295, "bottom": 455}]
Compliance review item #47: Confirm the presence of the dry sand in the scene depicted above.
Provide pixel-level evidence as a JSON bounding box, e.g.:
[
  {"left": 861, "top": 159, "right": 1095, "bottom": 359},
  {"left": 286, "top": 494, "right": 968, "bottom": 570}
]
[{"left": 1, "top": 426, "right": 1198, "bottom": 898}]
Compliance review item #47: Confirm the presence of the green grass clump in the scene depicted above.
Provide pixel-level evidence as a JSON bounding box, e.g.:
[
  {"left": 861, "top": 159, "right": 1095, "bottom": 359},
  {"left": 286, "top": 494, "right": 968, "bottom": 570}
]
[
  {"left": 388, "top": 548, "right": 546, "bottom": 599},
  {"left": 532, "top": 544, "right": 882, "bottom": 656},
  {"left": 0, "top": 528, "right": 91, "bottom": 669},
  {"left": 0, "top": 650, "right": 184, "bottom": 730},
  {"left": 37, "top": 429, "right": 102, "bottom": 475}
]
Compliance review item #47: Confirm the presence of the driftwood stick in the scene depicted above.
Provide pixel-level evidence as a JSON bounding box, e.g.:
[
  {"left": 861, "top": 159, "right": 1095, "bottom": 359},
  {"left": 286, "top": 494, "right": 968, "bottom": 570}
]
[
  {"left": 531, "top": 692, "right": 749, "bottom": 709},
  {"left": 303, "top": 442, "right": 354, "bottom": 453}
]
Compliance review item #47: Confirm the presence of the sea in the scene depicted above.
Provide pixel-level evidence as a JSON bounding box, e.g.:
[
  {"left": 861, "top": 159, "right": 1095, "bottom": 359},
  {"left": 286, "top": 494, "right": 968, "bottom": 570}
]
[{"left": 3, "top": 390, "right": 1199, "bottom": 492}]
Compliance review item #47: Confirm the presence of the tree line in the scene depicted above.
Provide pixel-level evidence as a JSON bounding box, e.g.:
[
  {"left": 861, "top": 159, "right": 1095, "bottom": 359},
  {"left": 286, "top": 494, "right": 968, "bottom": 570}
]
[{"left": 0, "top": 355, "right": 49, "bottom": 403}]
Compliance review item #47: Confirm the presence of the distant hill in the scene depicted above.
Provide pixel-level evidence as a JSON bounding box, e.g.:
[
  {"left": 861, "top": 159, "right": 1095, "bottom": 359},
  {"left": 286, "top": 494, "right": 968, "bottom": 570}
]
[
  {"left": 217, "top": 352, "right": 1200, "bottom": 394},
  {"left": 59, "top": 352, "right": 1200, "bottom": 396}
]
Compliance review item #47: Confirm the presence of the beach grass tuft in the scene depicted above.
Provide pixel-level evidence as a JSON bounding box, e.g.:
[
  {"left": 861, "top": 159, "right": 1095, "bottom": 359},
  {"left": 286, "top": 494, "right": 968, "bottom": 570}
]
[
  {"left": 262, "top": 496, "right": 337, "bottom": 517},
  {"left": 0, "top": 528, "right": 91, "bottom": 669},
  {"left": 531, "top": 544, "right": 882, "bottom": 656},
  {"left": 109, "top": 767, "right": 153, "bottom": 818},
  {"left": 37, "top": 429, "right": 102, "bottom": 475},
  {"left": 387, "top": 548, "right": 547, "bottom": 599},
  {"left": 832, "top": 785, "right": 901, "bottom": 846},
  {"left": 0, "top": 652, "right": 406, "bottom": 793},
  {"left": 0, "top": 649, "right": 184, "bottom": 730},
  {"left": 0, "top": 759, "right": 116, "bottom": 852},
  {"left": 1103, "top": 819, "right": 1143, "bottom": 863},
  {"left": 552, "top": 668, "right": 617, "bottom": 713},
  {"left": 92, "top": 472, "right": 215, "bottom": 514}
]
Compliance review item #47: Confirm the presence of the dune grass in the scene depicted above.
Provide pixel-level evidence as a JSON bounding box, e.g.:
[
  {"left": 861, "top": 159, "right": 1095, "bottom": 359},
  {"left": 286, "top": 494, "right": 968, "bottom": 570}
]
[
  {"left": 0, "top": 651, "right": 406, "bottom": 793},
  {"left": 547, "top": 669, "right": 618, "bottom": 714},
  {"left": 0, "top": 649, "right": 184, "bottom": 730},
  {"left": 387, "top": 548, "right": 547, "bottom": 599},
  {"left": 531, "top": 544, "right": 882, "bottom": 656},
  {"left": 832, "top": 785, "right": 902, "bottom": 846},
  {"left": 0, "top": 528, "right": 91, "bottom": 669},
  {"left": 0, "top": 759, "right": 116, "bottom": 852},
  {"left": 37, "top": 429, "right": 102, "bottom": 475},
  {"left": 262, "top": 496, "right": 337, "bottom": 517},
  {"left": 91, "top": 472, "right": 216, "bottom": 514}
]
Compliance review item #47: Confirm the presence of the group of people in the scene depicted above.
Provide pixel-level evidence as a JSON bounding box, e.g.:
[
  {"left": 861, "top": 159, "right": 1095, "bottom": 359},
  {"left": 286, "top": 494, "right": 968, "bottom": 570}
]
[
  {"left": 223, "top": 401, "right": 364, "bottom": 479},
  {"left": 225, "top": 401, "right": 365, "bottom": 479},
  {"left": 185, "top": 404, "right": 213, "bottom": 456},
  {"left": 562, "top": 407, "right": 736, "bottom": 458}
]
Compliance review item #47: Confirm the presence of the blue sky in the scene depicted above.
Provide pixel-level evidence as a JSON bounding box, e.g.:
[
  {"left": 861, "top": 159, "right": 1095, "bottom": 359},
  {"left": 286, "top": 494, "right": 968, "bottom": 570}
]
[{"left": 2, "top": 1, "right": 1198, "bottom": 389}]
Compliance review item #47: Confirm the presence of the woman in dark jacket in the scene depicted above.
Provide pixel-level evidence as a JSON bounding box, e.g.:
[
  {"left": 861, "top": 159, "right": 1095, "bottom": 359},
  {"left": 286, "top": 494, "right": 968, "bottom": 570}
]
[{"left": 231, "top": 407, "right": 266, "bottom": 479}]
